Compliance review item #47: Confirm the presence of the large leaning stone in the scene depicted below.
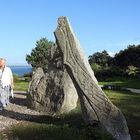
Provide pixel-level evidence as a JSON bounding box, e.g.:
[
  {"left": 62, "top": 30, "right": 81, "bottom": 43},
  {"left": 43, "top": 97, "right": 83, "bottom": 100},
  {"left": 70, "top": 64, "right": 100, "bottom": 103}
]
[
  {"left": 54, "top": 16, "right": 131, "bottom": 140},
  {"left": 27, "top": 45, "right": 78, "bottom": 114}
]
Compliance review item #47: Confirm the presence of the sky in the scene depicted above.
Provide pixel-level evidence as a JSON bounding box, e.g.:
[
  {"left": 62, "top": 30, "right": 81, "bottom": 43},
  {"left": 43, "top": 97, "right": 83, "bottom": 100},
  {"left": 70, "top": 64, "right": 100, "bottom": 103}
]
[{"left": 0, "top": 0, "right": 140, "bottom": 65}]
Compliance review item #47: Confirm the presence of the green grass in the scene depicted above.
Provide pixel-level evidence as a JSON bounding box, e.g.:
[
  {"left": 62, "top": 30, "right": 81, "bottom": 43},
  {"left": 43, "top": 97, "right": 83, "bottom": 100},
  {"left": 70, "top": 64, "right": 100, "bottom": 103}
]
[
  {"left": 2, "top": 77, "right": 140, "bottom": 140},
  {"left": 1, "top": 90, "right": 140, "bottom": 140},
  {"left": 13, "top": 75, "right": 30, "bottom": 91},
  {"left": 0, "top": 111, "right": 115, "bottom": 140},
  {"left": 6, "top": 124, "right": 87, "bottom": 140},
  {"left": 105, "top": 90, "right": 140, "bottom": 140},
  {"left": 14, "top": 80, "right": 29, "bottom": 91},
  {"left": 99, "top": 78, "right": 140, "bottom": 89}
]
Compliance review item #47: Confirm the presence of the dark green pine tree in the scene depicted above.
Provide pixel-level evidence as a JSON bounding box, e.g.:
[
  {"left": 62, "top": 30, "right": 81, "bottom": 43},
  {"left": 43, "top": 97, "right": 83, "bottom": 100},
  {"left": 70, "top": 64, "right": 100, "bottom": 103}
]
[{"left": 26, "top": 38, "right": 53, "bottom": 71}]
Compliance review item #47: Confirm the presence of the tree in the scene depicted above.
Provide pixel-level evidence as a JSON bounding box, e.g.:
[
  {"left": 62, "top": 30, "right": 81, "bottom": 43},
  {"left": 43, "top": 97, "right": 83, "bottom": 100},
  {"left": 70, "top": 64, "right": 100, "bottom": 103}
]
[
  {"left": 89, "top": 50, "right": 112, "bottom": 67},
  {"left": 26, "top": 38, "right": 53, "bottom": 71},
  {"left": 90, "top": 63, "right": 102, "bottom": 75},
  {"left": 114, "top": 44, "right": 140, "bottom": 68}
]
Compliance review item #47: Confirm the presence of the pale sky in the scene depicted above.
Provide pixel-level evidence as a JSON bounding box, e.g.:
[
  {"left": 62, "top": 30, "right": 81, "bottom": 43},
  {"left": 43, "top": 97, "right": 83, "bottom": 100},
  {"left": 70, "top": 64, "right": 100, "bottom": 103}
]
[{"left": 0, "top": 0, "right": 140, "bottom": 65}]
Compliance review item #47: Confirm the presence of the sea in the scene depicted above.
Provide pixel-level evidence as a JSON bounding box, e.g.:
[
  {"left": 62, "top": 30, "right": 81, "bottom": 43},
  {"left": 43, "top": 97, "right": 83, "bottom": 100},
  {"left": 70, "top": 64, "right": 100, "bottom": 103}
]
[{"left": 9, "top": 66, "right": 32, "bottom": 76}]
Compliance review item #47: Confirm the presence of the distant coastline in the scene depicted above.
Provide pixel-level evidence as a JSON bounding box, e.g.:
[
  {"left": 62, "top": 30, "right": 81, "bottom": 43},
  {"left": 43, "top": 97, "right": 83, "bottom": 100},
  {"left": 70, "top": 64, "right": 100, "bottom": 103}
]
[{"left": 8, "top": 65, "right": 32, "bottom": 76}]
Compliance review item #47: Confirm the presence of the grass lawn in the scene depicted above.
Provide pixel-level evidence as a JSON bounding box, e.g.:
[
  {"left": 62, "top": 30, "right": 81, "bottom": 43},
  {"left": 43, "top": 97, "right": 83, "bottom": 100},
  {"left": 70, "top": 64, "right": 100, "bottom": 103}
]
[
  {"left": 99, "top": 78, "right": 140, "bottom": 89},
  {"left": 0, "top": 110, "right": 115, "bottom": 140},
  {"left": 0, "top": 90, "right": 139, "bottom": 140},
  {"left": 1, "top": 77, "right": 140, "bottom": 140},
  {"left": 105, "top": 90, "right": 140, "bottom": 140},
  {"left": 13, "top": 77, "right": 30, "bottom": 91},
  {"left": 14, "top": 81, "right": 29, "bottom": 91}
]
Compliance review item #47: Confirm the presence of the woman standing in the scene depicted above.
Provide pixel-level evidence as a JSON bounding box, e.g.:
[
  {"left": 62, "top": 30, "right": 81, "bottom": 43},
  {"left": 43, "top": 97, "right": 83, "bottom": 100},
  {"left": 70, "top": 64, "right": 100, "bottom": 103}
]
[{"left": 0, "top": 58, "right": 14, "bottom": 111}]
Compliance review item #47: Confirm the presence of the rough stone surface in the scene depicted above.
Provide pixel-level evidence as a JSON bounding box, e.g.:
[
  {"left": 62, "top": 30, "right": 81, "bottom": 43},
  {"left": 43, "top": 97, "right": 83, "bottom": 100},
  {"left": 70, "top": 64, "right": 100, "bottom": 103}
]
[
  {"left": 27, "top": 45, "right": 78, "bottom": 114},
  {"left": 54, "top": 16, "right": 131, "bottom": 140}
]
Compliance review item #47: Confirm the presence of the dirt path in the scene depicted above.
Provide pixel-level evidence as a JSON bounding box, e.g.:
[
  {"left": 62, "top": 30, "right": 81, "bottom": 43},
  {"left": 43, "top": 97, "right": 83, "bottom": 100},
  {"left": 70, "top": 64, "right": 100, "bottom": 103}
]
[
  {"left": 0, "top": 91, "right": 42, "bottom": 131},
  {"left": 125, "top": 88, "right": 140, "bottom": 94}
]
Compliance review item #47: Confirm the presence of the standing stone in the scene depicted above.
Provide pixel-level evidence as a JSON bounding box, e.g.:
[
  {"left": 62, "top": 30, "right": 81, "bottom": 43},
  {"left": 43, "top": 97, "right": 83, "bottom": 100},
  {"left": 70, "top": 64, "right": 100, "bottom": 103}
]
[
  {"left": 27, "top": 67, "right": 45, "bottom": 111},
  {"left": 27, "top": 44, "right": 78, "bottom": 114},
  {"left": 54, "top": 16, "right": 131, "bottom": 140}
]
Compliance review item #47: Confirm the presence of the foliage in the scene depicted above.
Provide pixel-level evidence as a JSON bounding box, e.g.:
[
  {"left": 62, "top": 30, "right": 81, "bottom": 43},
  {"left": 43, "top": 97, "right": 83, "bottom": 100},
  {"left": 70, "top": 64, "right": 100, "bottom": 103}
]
[
  {"left": 89, "top": 50, "right": 112, "bottom": 67},
  {"left": 113, "top": 45, "right": 140, "bottom": 78},
  {"left": 91, "top": 65, "right": 126, "bottom": 81},
  {"left": 89, "top": 45, "right": 140, "bottom": 80},
  {"left": 114, "top": 44, "right": 140, "bottom": 68},
  {"left": 89, "top": 50, "right": 115, "bottom": 80},
  {"left": 26, "top": 38, "right": 53, "bottom": 71},
  {"left": 90, "top": 63, "right": 102, "bottom": 75},
  {"left": 126, "top": 65, "right": 138, "bottom": 77}
]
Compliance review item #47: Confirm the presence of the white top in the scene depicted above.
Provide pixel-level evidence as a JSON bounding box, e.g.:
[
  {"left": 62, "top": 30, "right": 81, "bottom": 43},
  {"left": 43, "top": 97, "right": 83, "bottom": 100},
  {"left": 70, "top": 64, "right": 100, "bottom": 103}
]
[
  {"left": 0, "top": 69, "right": 2, "bottom": 78},
  {"left": 0, "top": 66, "right": 13, "bottom": 86}
]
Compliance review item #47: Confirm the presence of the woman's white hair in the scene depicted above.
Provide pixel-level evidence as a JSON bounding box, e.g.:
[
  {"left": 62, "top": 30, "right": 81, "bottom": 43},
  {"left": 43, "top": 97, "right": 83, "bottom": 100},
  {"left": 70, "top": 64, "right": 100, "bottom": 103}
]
[{"left": 0, "top": 58, "right": 6, "bottom": 63}]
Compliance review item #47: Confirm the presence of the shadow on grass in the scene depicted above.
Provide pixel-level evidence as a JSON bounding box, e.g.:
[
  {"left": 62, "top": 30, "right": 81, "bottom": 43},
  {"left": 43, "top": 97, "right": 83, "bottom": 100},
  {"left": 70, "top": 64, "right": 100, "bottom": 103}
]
[
  {"left": 0, "top": 109, "right": 84, "bottom": 140},
  {"left": 0, "top": 110, "right": 115, "bottom": 140},
  {"left": 0, "top": 108, "right": 84, "bottom": 128}
]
